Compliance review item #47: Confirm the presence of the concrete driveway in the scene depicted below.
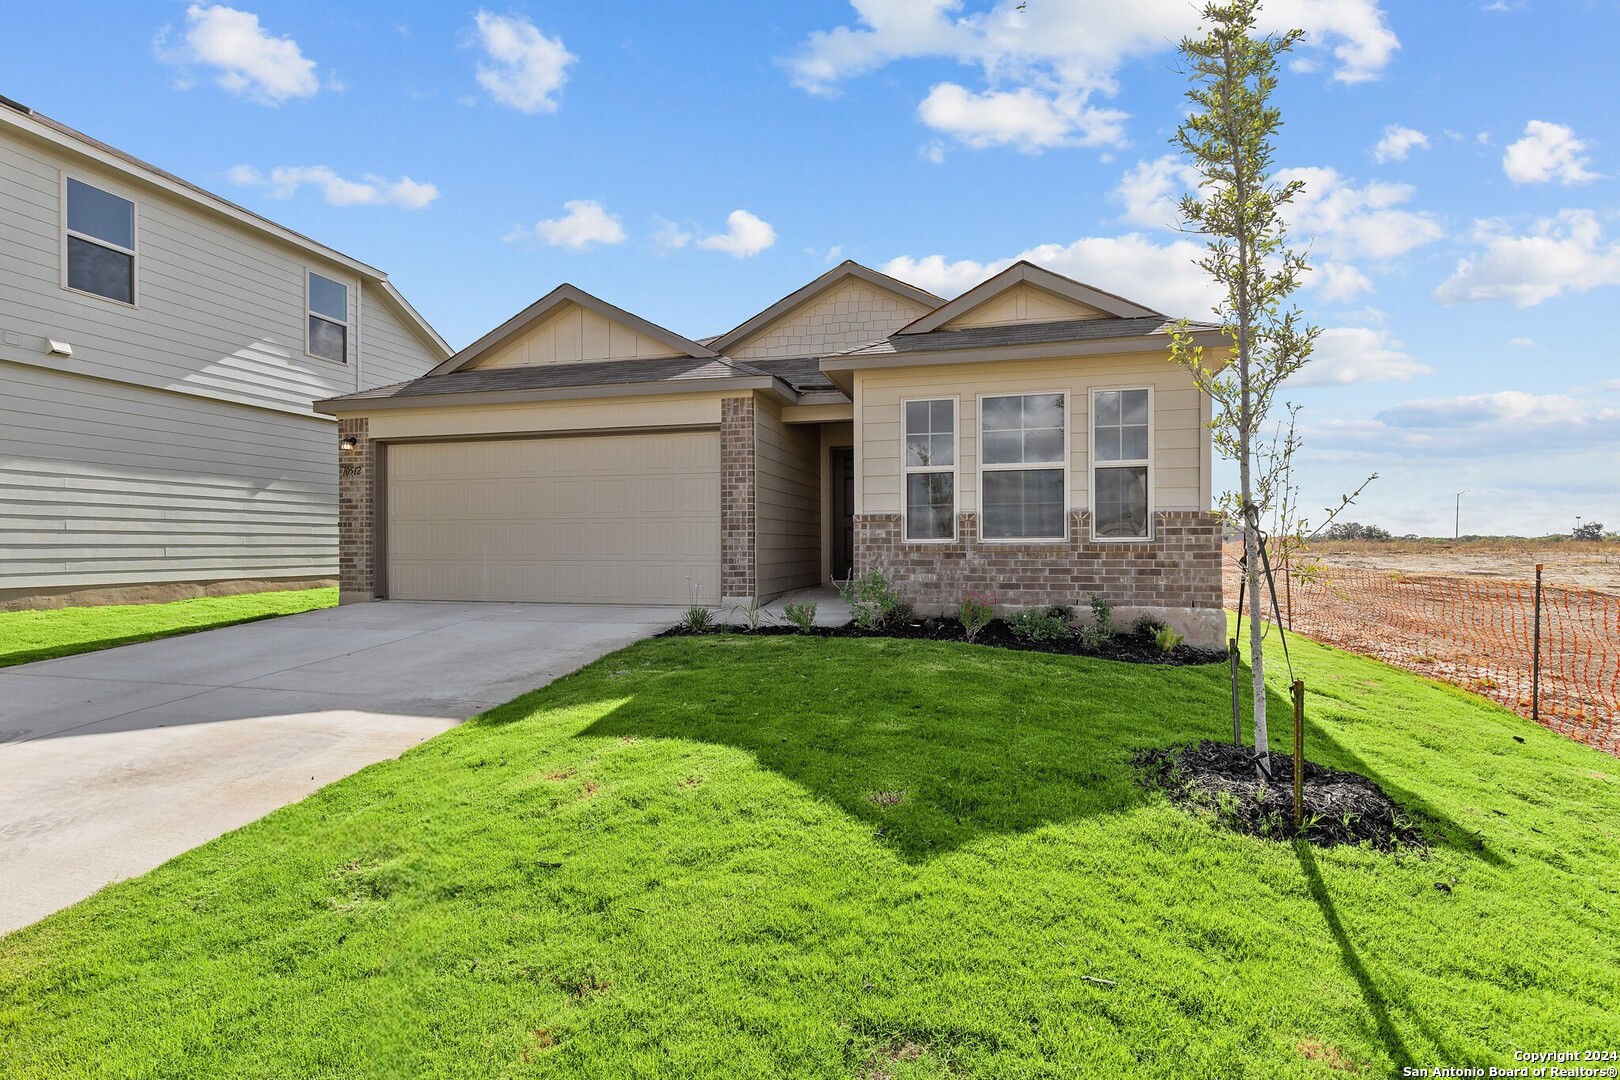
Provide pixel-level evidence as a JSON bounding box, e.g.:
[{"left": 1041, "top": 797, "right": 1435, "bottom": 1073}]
[{"left": 0, "top": 601, "right": 678, "bottom": 935}]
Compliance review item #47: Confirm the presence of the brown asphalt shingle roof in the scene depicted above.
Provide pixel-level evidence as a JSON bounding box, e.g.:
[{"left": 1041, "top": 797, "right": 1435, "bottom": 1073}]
[{"left": 328, "top": 356, "right": 767, "bottom": 402}]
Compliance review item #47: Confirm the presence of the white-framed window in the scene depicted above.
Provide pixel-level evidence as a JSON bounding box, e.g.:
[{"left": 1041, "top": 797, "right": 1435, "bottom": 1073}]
[
  {"left": 63, "top": 176, "right": 136, "bottom": 305},
  {"left": 979, "top": 392, "right": 1067, "bottom": 541},
  {"left": 307, "top": 271, "right": 349, "bottom": 364},
  {"left": 902, "top": 397, "right": 957, "bottom": 541},
  {"left": 1091, "top": 387, "right": 1152, "bottom": 540}
]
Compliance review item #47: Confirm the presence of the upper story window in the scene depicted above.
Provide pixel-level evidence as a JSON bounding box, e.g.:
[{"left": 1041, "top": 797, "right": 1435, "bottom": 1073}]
[
  {"left": 1092, "top": 388, "right": 1151, "bottom": 540},
  {"left": 903, "top": 398, "right": 957, "bottom": 541},
  {"left": 65, "top": 177, "right": 135, "bottom": 305},
  {"left": 981, "top": 393, "right": 1066, "bottom": 541},
  {"left": 307, "top": 272, "right": 348, "bottom": 363}
]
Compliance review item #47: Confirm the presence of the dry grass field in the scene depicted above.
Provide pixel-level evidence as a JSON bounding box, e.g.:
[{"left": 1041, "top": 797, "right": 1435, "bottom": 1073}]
[{"left": 1306, "top": 540, "right": 1620, "bottom": 594}]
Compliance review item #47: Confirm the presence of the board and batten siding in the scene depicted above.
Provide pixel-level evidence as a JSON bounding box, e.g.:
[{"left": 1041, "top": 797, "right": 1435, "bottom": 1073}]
[
  {"left": 854, "top": 355, "right": 1209, "bottom": 518},
  {"left": 753, "top": 398, "right": 822, "bottom": 598},
  {"left": 0, "top": 124, "right": 443, "bottom": 601}
]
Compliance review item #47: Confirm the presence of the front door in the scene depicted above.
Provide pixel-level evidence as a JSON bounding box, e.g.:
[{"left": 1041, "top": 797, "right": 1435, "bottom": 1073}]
[{"left": 829, "top": 446, "right": 854, "bottom": 582}]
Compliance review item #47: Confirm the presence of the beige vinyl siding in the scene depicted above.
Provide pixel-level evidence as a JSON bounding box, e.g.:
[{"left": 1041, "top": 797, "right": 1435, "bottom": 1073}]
[
  {"left": 754, "top": 399, "right": 822, "bottom": 598},
  {"left": 360, "top": 281, "right": 442, "bottom": 387},
  {"left": 0, "top": 128, "right": 439, "bottom": 417},
  {"left": 471, "top": 303, "right": 682, "bottom": 369},
  {"left": 358, "top": 392, "right": 723, "bottom": 441},
  {"left": 854, "top": 354, "right": 1207, "bottom": 517},
  {"left": 0, "top": 363, "right": 335, "bottom": 591},
  {"left": 729, "top": 280, "right": 931, "bottom": 359},
  {"left": 385, "top": 433, "right": 720, "bottom": 604},
  {"left": 941, "top": 282, "right": 1106, "bottom": 328}
]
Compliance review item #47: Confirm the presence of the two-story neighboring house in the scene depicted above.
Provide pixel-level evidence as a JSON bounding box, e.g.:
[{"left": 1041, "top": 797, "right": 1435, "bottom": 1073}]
[{"left": 0, "top": 96, "right": 450, "bottom": 610}]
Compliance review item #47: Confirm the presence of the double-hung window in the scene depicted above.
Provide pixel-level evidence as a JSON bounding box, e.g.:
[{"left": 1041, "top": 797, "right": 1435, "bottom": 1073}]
[
  {"left": 307, "top": 272, "right": 349, "bottom": 363},
  {"left": 903, "top": 398, "right": 956, "bottom": 541},
  {"left": 980, "top": 393, "right": 1066, "bottom": 540},
  {"left": 1092, "top": 388, "right": 1151, "bottom": 539},
  {"left": 64, "top": 177, "right": 136, "bottom": 304}
]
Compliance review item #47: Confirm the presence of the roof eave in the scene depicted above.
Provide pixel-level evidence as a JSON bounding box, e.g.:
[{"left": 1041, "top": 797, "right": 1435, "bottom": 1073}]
[
  {"left": 818, "top": 328, "right": 1229, "bottom": 389},
  {"left": 314, "top": 374, "right": 796, "bottom": 415}
]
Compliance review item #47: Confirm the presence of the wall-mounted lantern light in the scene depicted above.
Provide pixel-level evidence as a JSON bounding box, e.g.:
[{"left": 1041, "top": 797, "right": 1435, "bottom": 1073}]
[{"left": 340, "top": 435, "right": 359, "bottom": 451}]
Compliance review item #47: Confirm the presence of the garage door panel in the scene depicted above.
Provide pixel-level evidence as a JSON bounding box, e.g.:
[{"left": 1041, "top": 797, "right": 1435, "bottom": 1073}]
[{"left": 386, "top": 433, "right": 720, "bottom": 604}]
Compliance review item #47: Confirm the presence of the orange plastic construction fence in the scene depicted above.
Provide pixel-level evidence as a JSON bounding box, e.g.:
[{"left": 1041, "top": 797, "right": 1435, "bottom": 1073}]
[{"left": 1223, "top": 553, "right": 1619, "bottom": 757}]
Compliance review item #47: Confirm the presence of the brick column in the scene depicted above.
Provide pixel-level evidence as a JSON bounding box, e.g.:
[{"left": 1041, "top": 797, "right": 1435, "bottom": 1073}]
[
  {"left": 720, "top": 396, "right": 756, "bottom": 603},
  {"left": 337, "top": 417, "right": 374, "bottom": 604}
]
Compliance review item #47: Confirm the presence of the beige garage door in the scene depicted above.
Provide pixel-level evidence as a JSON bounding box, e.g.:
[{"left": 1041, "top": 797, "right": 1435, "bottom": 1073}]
[{"left": 386, "top": 431, "right": 720, "bottom": 604}]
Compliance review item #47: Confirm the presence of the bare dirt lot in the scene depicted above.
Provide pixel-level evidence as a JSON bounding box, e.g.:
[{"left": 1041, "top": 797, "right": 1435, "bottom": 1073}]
[{"left": 1305, "top": 540, "right": 1620, "bottom": 595}]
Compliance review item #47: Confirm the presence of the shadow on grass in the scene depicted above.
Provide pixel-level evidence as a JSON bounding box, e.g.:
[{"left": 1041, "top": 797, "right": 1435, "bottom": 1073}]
[
  {"left": 1295, "top": 841, "right": 1464, "bottom": 1069},
  {"left": 1244, "top": 680, "right": 1506, "bottom": 865},
  {"left": 553, "top": 637, "right": 1203, "bottom": 863},
  {"left": 0, "top": 613, "right": 303, "bottom": 669}
]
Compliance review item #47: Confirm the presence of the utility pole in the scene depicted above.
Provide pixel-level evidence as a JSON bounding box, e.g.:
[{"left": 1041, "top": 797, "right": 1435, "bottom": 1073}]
[{"left": 1455, "top": 490, "right": 1468, "bottom": 540}]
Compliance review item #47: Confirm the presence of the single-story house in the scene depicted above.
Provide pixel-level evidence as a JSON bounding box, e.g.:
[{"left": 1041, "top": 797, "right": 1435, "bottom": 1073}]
[
  {"left": 315, "top": 260, "right": 1228, "bottom": 645},
  {"left": 0, "top": 95, "right": 449, "bottom": 611}
]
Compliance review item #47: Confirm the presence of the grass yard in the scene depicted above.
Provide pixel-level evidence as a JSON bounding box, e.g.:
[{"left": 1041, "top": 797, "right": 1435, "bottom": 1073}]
[
  {"left": 1, "top": 626, "right": 1616, "bottom": 1077},
  {"left": 0, "top": 588, "right": 338, "bottom": 668}
]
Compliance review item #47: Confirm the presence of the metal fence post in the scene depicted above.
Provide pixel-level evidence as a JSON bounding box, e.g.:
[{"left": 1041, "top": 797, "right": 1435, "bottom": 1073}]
[
  {"left": 1229, "top": 638, "right": 1241, "bottom": 746},
  {"left": 1532, "top": 564, "right": 1543, "bottom": 727},
  {"left": 1291, "top": 680, "right": 1305, "bottom": 831}
]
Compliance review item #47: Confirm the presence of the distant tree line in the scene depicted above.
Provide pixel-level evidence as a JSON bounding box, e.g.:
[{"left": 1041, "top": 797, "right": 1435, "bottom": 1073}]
[{"left": 1311, "top": 520, "right": 1612, "bottom": 542}]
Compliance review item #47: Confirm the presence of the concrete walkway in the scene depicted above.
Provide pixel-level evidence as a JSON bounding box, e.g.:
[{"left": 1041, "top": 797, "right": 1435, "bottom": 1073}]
[{"left": 0, "top": 601, "right": 679, "bottom": 935}]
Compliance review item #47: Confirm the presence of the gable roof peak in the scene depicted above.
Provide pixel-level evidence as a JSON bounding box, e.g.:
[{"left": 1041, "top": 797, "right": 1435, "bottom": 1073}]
[
  {"left": 706, "top": 261, "right": 946, "bottom": 354},
  {"left": 898, "top": 261, "right": 1164, "bottom": 335},
  {"left": 426, "top": 282, "right": 716, "bottom": 376}
]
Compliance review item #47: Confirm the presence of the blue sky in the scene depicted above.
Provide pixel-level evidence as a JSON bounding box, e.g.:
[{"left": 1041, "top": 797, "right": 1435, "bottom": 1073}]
[{"left": 6, "top": 1, "right": 1617, "bottom": 536}]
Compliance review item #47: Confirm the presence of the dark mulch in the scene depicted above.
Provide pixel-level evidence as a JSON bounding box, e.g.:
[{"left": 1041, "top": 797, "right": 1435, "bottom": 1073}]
[
  {"left": 1135, "top": 739, "right": 1426, "bottom": 850},
  {"left": 659, "top": 617, "right": 1227, "bottom": 666}
]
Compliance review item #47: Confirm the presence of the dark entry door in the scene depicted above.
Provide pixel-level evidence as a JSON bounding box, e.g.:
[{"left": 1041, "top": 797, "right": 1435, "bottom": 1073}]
[{"left": 829, "top": 447, "right": 854, "bottom": 581}]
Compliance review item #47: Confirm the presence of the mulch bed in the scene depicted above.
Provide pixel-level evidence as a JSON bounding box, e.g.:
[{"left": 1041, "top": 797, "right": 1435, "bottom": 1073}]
[
  {"left": 1135, "top": 739, "right": 1426, "bottom": 849},
  {"left": 660, "top": 618, "right": 1228, "bottom": 666}
]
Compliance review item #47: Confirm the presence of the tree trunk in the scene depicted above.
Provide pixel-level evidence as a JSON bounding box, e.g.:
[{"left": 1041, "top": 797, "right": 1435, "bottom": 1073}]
[{"left": 1245, "top": 514, "right": 1268, "bottom": 774}]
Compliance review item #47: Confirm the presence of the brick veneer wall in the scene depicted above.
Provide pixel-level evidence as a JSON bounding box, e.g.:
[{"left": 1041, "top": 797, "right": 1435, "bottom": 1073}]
[
  {"left": 853, "top": 510, "right": 1222, "bottom": 612},
  {"left": 720, "top": 397, "right": 756, "bottom": 599},
  {"left": 337, "top": 417, "right": 373, "bottom": 604}
]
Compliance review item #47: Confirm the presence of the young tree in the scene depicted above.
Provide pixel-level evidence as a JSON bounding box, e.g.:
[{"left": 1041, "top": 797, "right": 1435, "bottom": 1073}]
[{"left": 1169, "top": 0, "right": 1318, "bottom": 772}]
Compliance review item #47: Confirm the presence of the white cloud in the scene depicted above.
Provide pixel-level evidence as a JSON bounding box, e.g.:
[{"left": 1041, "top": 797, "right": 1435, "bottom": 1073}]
[
  {"left": 1310, "top": 262, "right": 1375, "bottom": 302},
  {"left": 1508, "top": 337, "right": 1537, "bottom": 348},
  {"left": 883, "top": 232, "right": 1221, "bottom": 317},
  {"left": 1278, "top": 166, "right": 1445, "bottom": 260},
  {"left": 1290, "top": 326, "right": 1429, "bottom": 386},
  {"left": 228, "top": 165, "right": 438, "bottom": 208},
  {"left": 917, "top": 82, "right": 1128, "bottom": 152},
  {"left": 156, "top": 4, "right": 320, "bottom": 104},
  {"left": 1310, "top": 389, "right": 1620, "bottom": 460},
  {"left": 697, "top": 210, "right": 777, "bottom": 258},
  {"left": 471, "top": 10, "right": 576, "bottom": 114},
  {"left": 651, "top": 218, "right": 693, "bottom": 251},
  {"left": 1502, "top": 120, "right": 1600, "bottom": 185},
  {"left": 786, "top": 0, "right": 1399, "bottom": 154},
  {"left": 511, "top": 200, "right": 626, "bottom": 249},
  {"left": 1434, "top": 210, "right": 1620, "bottom": 307},
  {"left": 1372, "top": 124, "right": 1429, "bottom": 163},
  {"left": 1113, "top": 155, "right": 1201, "bottom": 229},
  {"left": 921, "top": 141, "right": 947, "bottom": 164}
]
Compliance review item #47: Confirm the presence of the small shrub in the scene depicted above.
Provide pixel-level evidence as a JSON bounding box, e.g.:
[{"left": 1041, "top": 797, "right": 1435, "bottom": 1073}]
[
  {"left": 1007, "top": 606, "right": 1071, "bottom": 643},
  {"left": 681, "top": 606, "right": 714, "bottom": 634},
  {"left": 1088, "top": 594, "right": 1113, "bottom": 637},
  {"left": 1045, "top": 602, "right": 1078, "bottom": 624},
  {"left": 1153, "top": 625, "right": 1184, "bottom": 654},
  {"left": 958, "top": 591, "right": 994, "bottom": 642},
  {"left": 1132, "top": 614, "right": 1169, "bottom": 637},
  {"left": 731, "top": 599, "right": 767, "bottom": 632},
  {"left": 839, "top": 569, "right": 912, "bottom": 631},
  {"left": 782, "top": 600, "right": 818, "bottom": 632}
]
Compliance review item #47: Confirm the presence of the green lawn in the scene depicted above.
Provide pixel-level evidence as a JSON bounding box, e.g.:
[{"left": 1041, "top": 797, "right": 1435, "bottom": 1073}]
[
  {"left": 1, "top": 626, "right": 1615, "bottom": 1078},
  {"left": 0, "top": 588, "right": 338, "bottom": 667}
]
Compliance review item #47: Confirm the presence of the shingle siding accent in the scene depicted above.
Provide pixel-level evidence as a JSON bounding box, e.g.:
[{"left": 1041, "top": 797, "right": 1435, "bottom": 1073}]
[
  {"left": 337, "top": 417, "right": 373, "bottom": 604},
  {"left": 853, "top": 510, "right": 1222, "bottom": 611},
  {"left": 721, "top": 396, "right": 757, "bottom": 599},
  {"left": 730, "top": 281, "right": 930, "bottom": 359}
]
